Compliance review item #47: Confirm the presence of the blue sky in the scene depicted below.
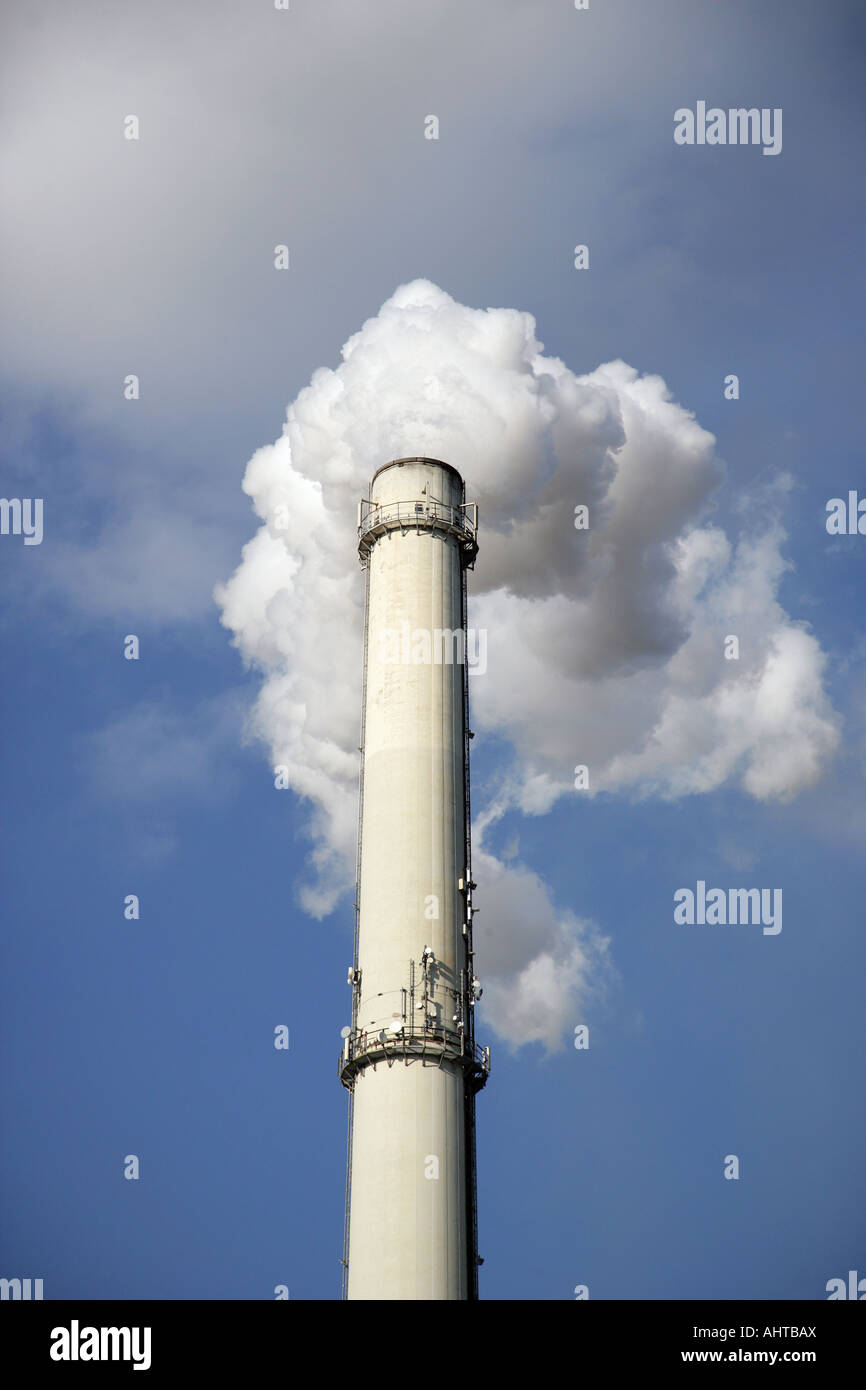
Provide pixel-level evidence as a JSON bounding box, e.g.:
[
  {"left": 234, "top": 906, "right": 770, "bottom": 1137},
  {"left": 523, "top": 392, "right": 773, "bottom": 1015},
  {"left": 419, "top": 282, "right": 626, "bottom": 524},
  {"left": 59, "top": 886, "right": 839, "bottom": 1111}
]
[{"left": 2, "top": 0, "right": 864, "bottom": 1299}]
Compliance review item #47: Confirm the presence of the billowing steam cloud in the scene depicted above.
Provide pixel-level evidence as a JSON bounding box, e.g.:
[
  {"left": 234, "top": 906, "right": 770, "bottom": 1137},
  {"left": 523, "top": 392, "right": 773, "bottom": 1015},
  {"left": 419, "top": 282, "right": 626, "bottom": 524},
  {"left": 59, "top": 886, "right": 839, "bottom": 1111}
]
[{"left": 217, "top": 280, "right": 839, "bottom": 1050}]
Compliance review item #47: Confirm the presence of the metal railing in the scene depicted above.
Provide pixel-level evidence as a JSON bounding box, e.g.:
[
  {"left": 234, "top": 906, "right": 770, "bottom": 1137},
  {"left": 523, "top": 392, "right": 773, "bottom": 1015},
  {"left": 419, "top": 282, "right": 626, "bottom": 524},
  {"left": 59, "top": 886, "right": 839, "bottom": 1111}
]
[
  {"left": 339, "top": 1022, "right": 490, "bottom": 1094},
  {"left": 358, "top": 498, "right": 478, "bottom": 567}
]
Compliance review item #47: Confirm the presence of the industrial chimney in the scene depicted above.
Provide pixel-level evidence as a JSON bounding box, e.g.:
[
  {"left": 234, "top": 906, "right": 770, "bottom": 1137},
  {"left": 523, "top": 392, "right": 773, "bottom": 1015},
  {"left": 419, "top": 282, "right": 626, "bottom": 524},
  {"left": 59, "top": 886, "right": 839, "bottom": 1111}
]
[{"left": 340, "top": 457, "right": 490, "bottom": 1300}]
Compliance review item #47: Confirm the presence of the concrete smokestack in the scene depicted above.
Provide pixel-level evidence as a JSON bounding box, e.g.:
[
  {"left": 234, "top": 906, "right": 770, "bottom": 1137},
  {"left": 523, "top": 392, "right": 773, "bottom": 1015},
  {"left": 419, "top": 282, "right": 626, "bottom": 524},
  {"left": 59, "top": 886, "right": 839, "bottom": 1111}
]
[{"left": 340, "top": 457, "right": 489, "bottom": 1300}]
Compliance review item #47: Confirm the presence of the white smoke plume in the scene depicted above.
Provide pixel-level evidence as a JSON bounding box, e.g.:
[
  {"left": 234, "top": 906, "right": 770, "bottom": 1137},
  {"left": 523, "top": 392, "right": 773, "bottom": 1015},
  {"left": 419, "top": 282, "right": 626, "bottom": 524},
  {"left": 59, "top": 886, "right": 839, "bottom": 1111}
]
[{"left": 217, "top": 279, "right": 839, "bottom": 1050}]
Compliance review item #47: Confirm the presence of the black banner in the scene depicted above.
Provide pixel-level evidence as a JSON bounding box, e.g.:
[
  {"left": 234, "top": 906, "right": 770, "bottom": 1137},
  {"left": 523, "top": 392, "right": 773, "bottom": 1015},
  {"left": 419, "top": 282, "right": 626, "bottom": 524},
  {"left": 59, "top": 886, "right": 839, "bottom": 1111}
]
[{"left": 2, "top": 1300, "right": 861, "bottom": 1376}]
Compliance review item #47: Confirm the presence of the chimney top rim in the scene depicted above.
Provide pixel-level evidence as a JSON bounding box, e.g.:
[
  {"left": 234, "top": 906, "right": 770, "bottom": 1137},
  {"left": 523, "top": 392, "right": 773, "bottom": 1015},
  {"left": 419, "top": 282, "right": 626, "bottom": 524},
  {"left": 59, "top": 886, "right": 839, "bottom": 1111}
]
[{"left": 371, "top": 457, "right": 464, "bottom": 488}]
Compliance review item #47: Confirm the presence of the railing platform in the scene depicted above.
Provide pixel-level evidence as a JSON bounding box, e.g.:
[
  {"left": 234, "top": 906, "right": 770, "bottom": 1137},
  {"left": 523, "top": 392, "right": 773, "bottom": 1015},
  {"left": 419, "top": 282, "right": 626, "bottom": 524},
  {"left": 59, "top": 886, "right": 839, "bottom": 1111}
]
[
  {"left": 358, "top": 499, "right": 478, "bottom": 568},
  {"left": 339, "top": 1025, "right": 490, "bottom": 1095}
]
